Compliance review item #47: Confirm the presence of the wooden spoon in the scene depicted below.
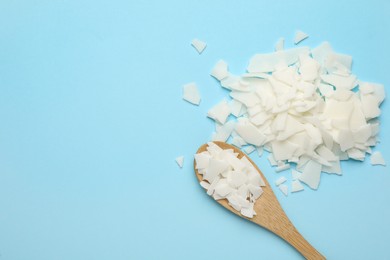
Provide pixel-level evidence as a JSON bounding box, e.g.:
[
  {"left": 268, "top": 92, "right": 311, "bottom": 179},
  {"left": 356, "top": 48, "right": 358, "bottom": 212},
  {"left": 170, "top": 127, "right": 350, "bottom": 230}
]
[{"left": 194, "top": 141, "right": 325, "bottom": 260}]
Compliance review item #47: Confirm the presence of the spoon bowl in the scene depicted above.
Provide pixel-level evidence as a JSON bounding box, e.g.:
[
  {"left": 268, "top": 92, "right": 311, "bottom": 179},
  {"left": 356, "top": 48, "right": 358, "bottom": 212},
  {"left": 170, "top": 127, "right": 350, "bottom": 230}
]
[{"left": 194, "top": 141, "right": 325, "bottom": 260}]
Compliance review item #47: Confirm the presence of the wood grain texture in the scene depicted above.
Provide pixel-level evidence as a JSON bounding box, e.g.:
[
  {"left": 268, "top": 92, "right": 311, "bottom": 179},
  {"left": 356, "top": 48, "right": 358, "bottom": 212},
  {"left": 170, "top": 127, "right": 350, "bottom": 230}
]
[{"left": 194, "top": 141, "right": 325, "bottom": 260}]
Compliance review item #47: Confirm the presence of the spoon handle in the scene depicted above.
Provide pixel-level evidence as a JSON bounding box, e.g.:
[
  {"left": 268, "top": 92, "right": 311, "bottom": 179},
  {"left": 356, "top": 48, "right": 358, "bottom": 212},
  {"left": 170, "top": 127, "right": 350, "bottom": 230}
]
[{"left": 274, "top": 219, "right": 326, "bottom": 260}]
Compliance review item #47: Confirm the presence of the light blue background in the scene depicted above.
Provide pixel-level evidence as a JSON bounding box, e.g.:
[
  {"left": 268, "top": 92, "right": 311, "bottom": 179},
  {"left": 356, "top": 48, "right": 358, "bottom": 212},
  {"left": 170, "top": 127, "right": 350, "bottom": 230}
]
[{"left": 0, "top": 1, "right": 389, "bottom": 259}]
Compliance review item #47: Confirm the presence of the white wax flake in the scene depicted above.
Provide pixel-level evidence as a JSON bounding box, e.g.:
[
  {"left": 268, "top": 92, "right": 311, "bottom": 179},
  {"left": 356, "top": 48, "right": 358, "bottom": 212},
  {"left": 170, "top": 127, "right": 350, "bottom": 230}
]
[
  {"left": 352, "top": 124, "right": 371, "bottom": 144},
  {"left": 370, "top": 151, "right": 386, "bottom": 166},
  {"left": 214, "top": 184, "right": 233, "bottom": 197},
  {"left": 291, "top": 180, "right": 304, "bottom": 192},
  {"left": 175, "top": 156, "right": 184, "bottom": 168},
  {"left": 275, "top": 176, "right": 287, "bottom": 186},
  {"left": 316, "top": 145, "right": 338, "bottom": 162},
  {"left": 182, "top": 82, "right": 201, "bottom": 105},
  {"left": 212, "top": 120, "right": 236, "bottom": 142},
  {"left": 337, "top": 129, "right": 355, "bottom": 152},
  {"left": 299, "top": 56, "right": 320, "bottom": 82},
  {"left": 294, "top": 30, "right": 309, "bottom": 44},
  {"left": 194, "top": 152, "right": 211, "bottom": 170},
  {"left": 204, "top": 158, "right": 230, "bottom": 182},
  {"left": 229, "top": 99, "right": 243, "bottom": 117},
  {"left": 321, "top": 74, "right": 357, "bottom": 90},
  {"left": 299, "top": 160, "right": 322, "bottom": 190},
  {"left": 230, "top": 91, "right": 260, "bottom": 107},
  {"left": 231, "top": 136, "right": 246, "bottom": 148},
  {"left": 271, "top": 140, "right": 299, "bottom": 161},
  {"left": 278, "top": 184, "right": 288, "bottom": 196},
  {"left": 196, "top": 143, "right": 265, "bottom": 218},
  {"left": 257, "top": 146, "right": 264, "bottom": 157},
  {"left": 276, "top": 163, "right": 291, "bottom": 173},
  {"left": 227, "top": 170, "right": 247, "bottom": 188},
  {"left": 267, "top": 154, "right": 277, "bottom": 166},
  {"left": 347, "top": 148, "right": 365, "bottom": 161},
  {"left": 235, "top": 119, "right": 266, "bottom": 146},
  {"left": 211, "top": 60, "right": 229, "bottom": 81},
  {"left": 207, "top": 100, "right": 231, "bottom": 124},
  {"left": 191, "top": 38, "right": 207, "bottom": 54},
  {"left": 318, "top": 83, "right": 334, "bottom": 97},
  {"left": 275, "top": 38, "right": 285, "bottom": 51},
  {"left": 194, "top": 34, "right": 386, "bottom": 194},
  {"left": 241, "top": 203, "right": 256, "bottom": 218},
  {"left": 322, "top": 160, "right": 342, "bottom": 175},
  {"left": 291, "top": 170, "right": 301, "bottom": 180},
  {"left": 311, "top": 41, "right": 331, "bottom": 61},
  {"left": 243, "top": 145, "right": 256, "bottom": 154},
  {"left": 200, "top": 181, "right": 210, "bottom": 190},
  {"left": 247, "top": 47, "right": 310, "bottom": 73},
  {"left": 325, "top": 53, "right": 353, "bottom": 72},
  {"left": 248, "top": 184, "right": 263, "bottom": 199}
]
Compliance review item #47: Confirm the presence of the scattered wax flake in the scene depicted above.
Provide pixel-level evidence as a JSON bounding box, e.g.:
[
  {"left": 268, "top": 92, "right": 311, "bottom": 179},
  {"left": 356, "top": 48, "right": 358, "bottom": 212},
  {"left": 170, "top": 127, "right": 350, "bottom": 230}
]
[
  {"left": 276, "top": 163, "right": 291, "bottom": 173},
  {"left": 194, "top": 152, "right": 211, "bottom": 170},
  {"left": 248, "top": 184, "right": 263, "bottom": 199},
  {"left": 183, "top": 82, "right": 201, "bottom": 105},
  {"left": 206, "top": 176, "right": 220, "bottom": 196},
  {"left": 175, "top": 156, "right": 184, "bottom": 168},
  {"left": 316, "top": 145, "right": 338, "bottom": 162},
  {"left": 294, "top": 30, "right": 309, "bottom": 44},
  {"left": 191, "top": 38, "right": 207, "bottom": 54},
  {"left": 214, "top": 184, "right": 233, "bottom": 197},
  {"left": 227, "top": 195, "right": 242, "bottom": 211},
  {"left": 320, "top": 74, "right": 357, "bottom": 90},
  {"left": 275, "top": 176, "right": 287, "bottom": 186},
  {"left": 231, "top": 136, "right": 246, "bottom": 148},
  {"left": 347, "top": 148, "right": 365, "bottom": 161},
  {"left": 257, "top": 146, "right": 264, "bottom": 157},
  {"left": 229, "top": 99, "right": 243, "bottom": 117},
  {"left": 200, "top": 181, "right": 210, "bottom": 190},
  {"left": 275, "top": 37, "right": 285, "bottom": 51},
  {"left": 203, "top": 158, "right": 230, "bottom": 183},
  {"left": 291, "top": 180, "right": 304, "bottom": 192},
  {"left": 267, "top": 154, "right": 277, "bottom": 166},
  {"left": 271, "top": 140, "right": 299, "bottom": 161},
  {"left": 243, "top": 145, "right": 256, "bottom": 154},
  {"left": 278, "top": 184, "right": 288, "bottom": 196},
  {"left": 207, "top": 100, "right": 231, "bottom": 124},
  {"left": 359, "top": 82, "right": 375, "bottom": 94},
  {"left": 196, "top": 143, "right": 265, "bottom": 218},
  {"left": 211, "top": 60, "right": 229, "bottom": 81},
  {"left": 195, "top": 35, "right": 386, "bottom": 194},
  {"left": 291, "top": 170, "right": 301, "bottom": 180},
  {"left": 213, "top": 193, "right": 224, "bottom": 200},
  {"left": 326, "top": 52, "right": 353, "bottom": 72},
  {"left": 225, "top": 153, "right": 246, "bottom": 172},
  {"left": 296, "top": 155, "right": 310, "bottom": 171},
  {"left": 338, "top": 129, "right": 355, "bottom": 152},
  {"left": 248, "top": 170, "right": 266, "bottom": 187},
  {"left": 247, "top": 47, "right": 310, "bottom": 73},
  {"left": 370, "top": 151, "right": 386, "bottom": 166},
  {"left": 311, "top": 41, "right": 333, "bottom": 64},
  {"left": 299, "top": 56, "right": 321, "bottom": 81},
  {"left": 230, "top": 91, "right": 260, "bottom": 107},
  {"left": 241, "top": 203, "right": 255, "bottom": 218},
  {"left": 212, "top": 120, "right": 236, "bottom": 142},
  {"left": 237, "top": 184, "right": 249, "bottom": 198},
  {"left": 318, "top": 83, "right": 334, "bottom": 97},
  {"left": 352, "top": 124, "right": 371, "bottom": 144},
  {"left": 299, "top": 160, "right": 322, "bottom": 190},
  {"left": 322, "top": 160, "right": 342, "bottom": 175},
  {"left": 207, "top": 141, "right": 224, "bottom": 156},
  {"left": 235, "top": 119, "right": 266, "bottom": 146}
]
